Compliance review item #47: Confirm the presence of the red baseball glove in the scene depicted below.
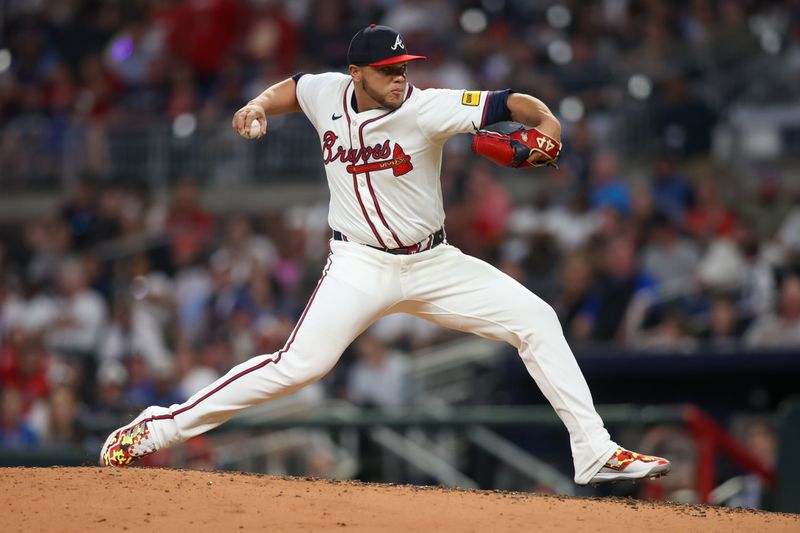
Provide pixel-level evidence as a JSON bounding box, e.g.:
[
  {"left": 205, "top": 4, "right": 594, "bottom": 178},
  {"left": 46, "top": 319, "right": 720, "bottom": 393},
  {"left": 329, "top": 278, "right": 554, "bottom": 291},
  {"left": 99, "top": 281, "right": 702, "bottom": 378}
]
[{"left": 472, "top": 121, "right": 562, "bottom": 169}]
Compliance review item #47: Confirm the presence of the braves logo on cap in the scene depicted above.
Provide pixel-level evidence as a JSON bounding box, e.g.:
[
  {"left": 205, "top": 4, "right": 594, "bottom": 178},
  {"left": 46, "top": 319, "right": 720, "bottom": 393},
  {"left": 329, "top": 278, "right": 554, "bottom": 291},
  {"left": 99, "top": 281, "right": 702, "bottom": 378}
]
[{"left": 390, "top": 35, "right": 405, "bottom": 51}]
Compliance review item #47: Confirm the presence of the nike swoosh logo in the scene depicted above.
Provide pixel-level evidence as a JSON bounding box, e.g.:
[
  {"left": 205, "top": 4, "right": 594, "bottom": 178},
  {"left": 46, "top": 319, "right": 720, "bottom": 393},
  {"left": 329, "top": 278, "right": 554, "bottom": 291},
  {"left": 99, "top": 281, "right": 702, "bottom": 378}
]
[{"left": 332, "top": 113, "right": 342, "bottom": 120}]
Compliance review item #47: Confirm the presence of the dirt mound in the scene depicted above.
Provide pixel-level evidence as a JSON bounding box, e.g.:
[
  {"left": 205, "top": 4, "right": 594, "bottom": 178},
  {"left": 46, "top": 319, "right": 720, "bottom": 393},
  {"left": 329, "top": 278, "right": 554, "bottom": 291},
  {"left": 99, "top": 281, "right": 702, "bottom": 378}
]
[{"left": 1, "top": 467, "right": 797, "bottom": 532}]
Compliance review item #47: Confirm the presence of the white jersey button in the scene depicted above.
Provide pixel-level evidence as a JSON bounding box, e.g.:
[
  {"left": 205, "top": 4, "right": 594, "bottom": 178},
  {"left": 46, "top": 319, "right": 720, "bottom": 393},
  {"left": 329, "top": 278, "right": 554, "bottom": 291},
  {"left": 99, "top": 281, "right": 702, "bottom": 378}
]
[{"left": 386, "top": 238, "right": 396, "bottom": 247}]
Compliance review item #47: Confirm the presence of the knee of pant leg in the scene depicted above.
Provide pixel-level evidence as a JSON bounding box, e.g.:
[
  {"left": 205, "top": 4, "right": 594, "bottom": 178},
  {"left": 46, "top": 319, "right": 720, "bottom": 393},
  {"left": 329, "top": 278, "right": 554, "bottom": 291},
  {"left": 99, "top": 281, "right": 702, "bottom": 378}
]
[
  {"left": 539, "top": 300, "right": 562, "bottom": 328},
  {"left": 517, "top": 300, "right": 563, "bottom": 351},
  {"left": 534, "top": 299, "right": 562, "bottom": 329},
  {"left": 278, "top": 352, "right": 336, "bottom": 386}
]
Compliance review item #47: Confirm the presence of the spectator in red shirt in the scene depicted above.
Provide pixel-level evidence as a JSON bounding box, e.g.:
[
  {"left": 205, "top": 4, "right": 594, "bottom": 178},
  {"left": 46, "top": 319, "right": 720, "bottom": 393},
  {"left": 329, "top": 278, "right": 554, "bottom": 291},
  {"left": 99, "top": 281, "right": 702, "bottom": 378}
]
[
  {"left": 463, "top": 163, "right": 512, "bottom": 257},
  {"left": 153, "top": 0, "right": 245, "bottom": 81},
  {"left": 0, "top": 330, "right": 50, "bottom": 410},
  {"left": 165, "top": 176, "right": 215, "bottom": 264},
  {"left": 684, "top": 176, "right": 737, "bottom": 242},
  {"left": 244, "top": 2, "right": 299, "bottom": 75}
]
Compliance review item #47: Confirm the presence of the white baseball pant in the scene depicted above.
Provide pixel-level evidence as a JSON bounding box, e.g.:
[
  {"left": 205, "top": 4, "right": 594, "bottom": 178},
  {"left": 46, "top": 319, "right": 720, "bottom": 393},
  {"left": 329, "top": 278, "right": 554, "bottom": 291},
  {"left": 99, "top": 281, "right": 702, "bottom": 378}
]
[{"left": 146, "top": 239, "right": 618, "bottom": 484}]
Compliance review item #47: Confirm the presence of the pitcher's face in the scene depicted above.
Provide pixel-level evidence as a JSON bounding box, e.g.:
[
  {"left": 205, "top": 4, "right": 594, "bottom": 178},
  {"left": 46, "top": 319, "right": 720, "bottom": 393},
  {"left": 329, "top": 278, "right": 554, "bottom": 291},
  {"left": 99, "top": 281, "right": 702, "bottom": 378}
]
[{"left": 354, "top": 62, "right": 408, "bottom": 110}]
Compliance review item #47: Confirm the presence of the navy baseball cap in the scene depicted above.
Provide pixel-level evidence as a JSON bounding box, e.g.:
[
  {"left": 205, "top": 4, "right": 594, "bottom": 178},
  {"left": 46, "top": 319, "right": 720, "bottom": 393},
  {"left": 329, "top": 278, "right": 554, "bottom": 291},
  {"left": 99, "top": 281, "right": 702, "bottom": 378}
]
[{"left": 347, "top": 24, "right": 427, "bottom": 67}]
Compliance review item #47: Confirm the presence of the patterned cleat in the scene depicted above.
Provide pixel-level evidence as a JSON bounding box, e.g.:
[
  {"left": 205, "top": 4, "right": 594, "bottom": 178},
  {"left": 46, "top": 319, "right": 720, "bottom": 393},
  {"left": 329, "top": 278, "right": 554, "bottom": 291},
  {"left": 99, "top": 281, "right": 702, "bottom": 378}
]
[
  {"left": 99, "top": 413, "right": 157, "bottom": 467},
  {"left": 587, "top": 447, "right": 670, "bottom": 485}
]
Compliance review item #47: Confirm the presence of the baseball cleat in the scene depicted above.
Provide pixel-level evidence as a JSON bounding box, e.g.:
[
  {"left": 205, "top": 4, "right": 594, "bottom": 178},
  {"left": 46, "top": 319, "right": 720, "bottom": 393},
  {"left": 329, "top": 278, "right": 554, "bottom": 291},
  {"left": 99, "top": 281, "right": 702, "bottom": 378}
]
[
  {"left": 587, "top": 447, "right": 670, "bottom": 485},
  {"left": 100, "top": 412, "right": 157, "bottom": 466}
]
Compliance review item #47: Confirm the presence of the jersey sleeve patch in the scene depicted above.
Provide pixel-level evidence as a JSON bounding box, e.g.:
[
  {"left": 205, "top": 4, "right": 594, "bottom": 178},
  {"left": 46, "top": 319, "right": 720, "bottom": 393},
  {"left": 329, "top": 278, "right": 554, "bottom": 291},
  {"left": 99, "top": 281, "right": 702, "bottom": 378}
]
[{"left": 461, "top": 91, "right": 480, "bottom": 106}]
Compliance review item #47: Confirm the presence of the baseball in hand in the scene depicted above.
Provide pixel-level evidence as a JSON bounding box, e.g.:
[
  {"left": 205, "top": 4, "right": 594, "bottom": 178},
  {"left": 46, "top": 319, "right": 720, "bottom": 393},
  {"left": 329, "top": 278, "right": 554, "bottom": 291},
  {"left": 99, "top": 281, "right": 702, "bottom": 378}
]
[{"left": 244, "top": 119, "right": 261, "bottom": 139}]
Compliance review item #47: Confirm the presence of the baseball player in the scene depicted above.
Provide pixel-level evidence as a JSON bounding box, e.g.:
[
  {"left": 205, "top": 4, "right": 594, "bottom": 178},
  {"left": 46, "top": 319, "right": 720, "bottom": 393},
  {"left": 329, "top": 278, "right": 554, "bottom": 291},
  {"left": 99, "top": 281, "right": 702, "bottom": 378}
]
[{"left": 101, "top": 25, "right": 670, "bottom": 486}]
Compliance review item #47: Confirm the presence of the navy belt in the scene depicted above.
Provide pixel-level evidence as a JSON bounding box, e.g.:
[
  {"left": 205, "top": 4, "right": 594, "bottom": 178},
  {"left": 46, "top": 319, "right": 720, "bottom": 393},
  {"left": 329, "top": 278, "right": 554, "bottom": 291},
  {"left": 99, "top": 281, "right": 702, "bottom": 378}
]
[{"left": 332, "top": 228, "right": 445, "bottom": 255}]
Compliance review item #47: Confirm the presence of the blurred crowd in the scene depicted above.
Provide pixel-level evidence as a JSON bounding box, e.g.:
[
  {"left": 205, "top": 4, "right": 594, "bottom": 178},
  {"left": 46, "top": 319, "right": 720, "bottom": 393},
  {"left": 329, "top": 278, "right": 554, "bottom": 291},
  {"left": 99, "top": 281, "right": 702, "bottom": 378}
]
[
  {"left": 0, "top": 2, "right": 798, "bottom": 501},
  {"left": 2, "top": 144, "right": 800, "bottom": 454},
  {"left": 1, "top": 0, "right": 799, "bottom": 182}
]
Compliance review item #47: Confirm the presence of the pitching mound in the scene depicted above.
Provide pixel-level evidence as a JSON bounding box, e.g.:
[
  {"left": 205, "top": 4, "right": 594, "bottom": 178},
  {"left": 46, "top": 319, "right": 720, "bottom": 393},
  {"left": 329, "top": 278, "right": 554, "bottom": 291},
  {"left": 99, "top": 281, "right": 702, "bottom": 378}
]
[{"left": 1, "top": 467, "right": 798, "bottom": 532}]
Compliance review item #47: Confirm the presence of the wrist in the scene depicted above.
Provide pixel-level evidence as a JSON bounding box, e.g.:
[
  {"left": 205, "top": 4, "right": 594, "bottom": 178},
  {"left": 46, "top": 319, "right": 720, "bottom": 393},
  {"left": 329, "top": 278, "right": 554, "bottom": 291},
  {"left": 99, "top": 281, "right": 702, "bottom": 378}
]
[
  {"left": 246, "top": 99, "right": 266, "bottom": 115},
  {"left": 537, "top": 116, "right": 561, "bottom": 141}
]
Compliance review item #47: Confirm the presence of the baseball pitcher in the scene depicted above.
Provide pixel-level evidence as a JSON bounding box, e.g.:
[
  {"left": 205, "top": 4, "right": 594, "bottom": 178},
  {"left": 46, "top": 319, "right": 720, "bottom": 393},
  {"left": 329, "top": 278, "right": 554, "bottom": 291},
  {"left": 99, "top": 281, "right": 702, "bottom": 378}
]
[{"left": 101, "top": 25, "right": 669, "bottom": 486}]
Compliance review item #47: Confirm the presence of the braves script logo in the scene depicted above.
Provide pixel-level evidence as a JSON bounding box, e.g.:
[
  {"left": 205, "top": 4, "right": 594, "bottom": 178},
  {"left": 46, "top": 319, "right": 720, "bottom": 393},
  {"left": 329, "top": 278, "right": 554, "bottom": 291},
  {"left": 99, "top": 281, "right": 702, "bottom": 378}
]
[{"left": 322, "top": 131, "right": 413, "bottom": 177}]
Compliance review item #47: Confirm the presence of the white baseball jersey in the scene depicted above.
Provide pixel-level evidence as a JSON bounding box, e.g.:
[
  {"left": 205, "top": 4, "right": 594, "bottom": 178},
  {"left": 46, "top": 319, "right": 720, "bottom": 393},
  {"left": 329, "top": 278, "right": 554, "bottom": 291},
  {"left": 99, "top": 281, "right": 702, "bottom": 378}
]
[{"left": 296, "top": 72, "right": 490, "bottom": 248}]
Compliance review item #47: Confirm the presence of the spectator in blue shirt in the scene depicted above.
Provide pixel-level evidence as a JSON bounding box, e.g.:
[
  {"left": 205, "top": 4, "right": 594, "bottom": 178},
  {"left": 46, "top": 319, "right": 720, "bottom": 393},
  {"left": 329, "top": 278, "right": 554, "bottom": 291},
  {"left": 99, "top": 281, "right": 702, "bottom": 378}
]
[
  {"left": 650, "top": 155, "right": 694, "bottom": 226},
  {"left": 574, "top": 236, "right": 658, "bottom": 343},
  {"left": 0, "top": 388, "right": 39, "bottom": 449},
  {"left": 589, "top": 152, "right": 631, "bottom": 217}
]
